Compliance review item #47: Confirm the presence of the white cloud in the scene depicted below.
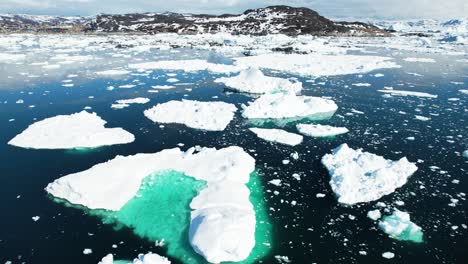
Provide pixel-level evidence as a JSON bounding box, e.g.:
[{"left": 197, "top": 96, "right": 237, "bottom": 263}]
[{"left": 0, "top": 0, "right": 466, "bottom": 19}]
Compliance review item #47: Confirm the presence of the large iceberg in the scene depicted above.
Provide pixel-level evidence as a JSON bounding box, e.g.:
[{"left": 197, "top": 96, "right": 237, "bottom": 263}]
[
  {"left": 378, "top": 210, "right": 423, "bottom": 243},
  {"left": 242, "top": 93, "right": 337, "bottom": 120},
  {"left": 321, "top": 144, "right": 418, "bottom": 205},
  {"left": 249, "top": 128, "right": 303, "bottom": 146},
  {"left": 46, "top": 146, "right": 256, "bottom": 263},
  {"left": 214, "top": 68, "right": 302, "bottom": 94},
  {"left": 296, "top": 124, "right": 349, "bottom": 137},
  {"left": 8, "top": 111, "right": 135, "bottom": 149},
  {"left": 144, "top": 100, "right": 237, "bottom": 131}
]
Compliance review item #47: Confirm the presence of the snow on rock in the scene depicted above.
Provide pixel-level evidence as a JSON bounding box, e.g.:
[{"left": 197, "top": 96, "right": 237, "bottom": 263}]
[
  {"left": 321, "top": 144, "right": 418, "bottom": 205},
  {"left": 144, "top": 100, "right": 237, "bottom": 131},
  {"left": 377, "top": 89, "right": 437, "bottom": 98},
  {"left": 8, "top": 111, "right": 134, "bottom": 149},
  {"left": 233, "top": 53, "right": 400, "bottom": 77},
  {"left": 46, "top": 146, "right": 256, "bottom": 263},
  {"left": 214, "top": 67, "right": 302, "bottom": 94},
  {"left": 296, "top": 124, "right": 349, "bottom": 137},
  {"left": 129, "top": 59, "right": 241, "bottom": 74},
  {"left": 249, "top": 128, "right": 303, "bottom": 146},
  {"left": 242, "top": 93, "right": 337, "bottom": 120},
  {"left": 111, "top": 97, "right": 150, "bottom": 109},
  {"left": 378, "top": 209, "right": 423, "bottom": 243},
  {"left": 403, "top": 57, "right": 436, "bottom": 63}
]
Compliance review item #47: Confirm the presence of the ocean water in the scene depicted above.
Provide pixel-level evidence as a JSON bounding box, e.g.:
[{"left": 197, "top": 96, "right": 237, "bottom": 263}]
[{"left": 0, "top": 45, "right": 467, "bottom": 264}]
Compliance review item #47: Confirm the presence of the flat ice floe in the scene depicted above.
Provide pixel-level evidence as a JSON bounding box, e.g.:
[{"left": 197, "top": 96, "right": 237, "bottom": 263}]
[
  {"left": 99, "top": 252, "right": 171, "bottom": 264},
  {"left": 214, "top": 67, "right": 302, "bottom": 94},
  {"left": 96, "top": 69, "right": 130, "bottom": 76},
  {"left": 296, "top": 124, "right": 349, "bottom": 137},
  {"left": 8, "top": 111, "right": 134, "bottom": 149},
  {"left": 249, "top": 128, "right": 303, "bottom": 146},
  {"left": 378, "top": 89, "right": 438, "bottom": 98},
  {"left": 144, "top": 100, "right": 237, "bottom": 131},
  {"left": 233, "top": 53, "right": 400, "bottom": 77},
  {"left": 111, "top": 97, "right": 150, "bottom": 109},
  {"left": 378, "top": 210, "right": 423, "bottom": 243},
  {"left": 321, "top": 144, "right": 418, "bottom": 205},
  {"left": 129, "top": 59, "right": 240, "bottom": 74},
  {"left": 403, "top": 57, "right": 436, "bottom": 63},
  {"left": 242, "top": 93, "right": 337, "bottom": 120},
  {"left": 46, "top": 146, "right": 256, "bottom": 263}
]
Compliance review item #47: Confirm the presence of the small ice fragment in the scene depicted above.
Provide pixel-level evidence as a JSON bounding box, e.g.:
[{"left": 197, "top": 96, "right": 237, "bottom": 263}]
[
  {"left": 367, "top": 209, "right": 382, "bottom": 221},
  {"left": 32, "top": 216, "right": 40, "bottom": 222},
  {"left": 83, "top": 248, "right": 92, "bottom": 255},
  {"left": 382, "top": 252, "right": 395, "bottom": 259}
]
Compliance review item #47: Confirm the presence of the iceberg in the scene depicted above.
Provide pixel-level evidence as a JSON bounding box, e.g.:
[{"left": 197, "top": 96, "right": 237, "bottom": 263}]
[
  {"left": 214, "top": 68, "right": 302, "bottom": 95},
  {"left": 111, "top": 97, "right": 150, "bottom": 109},
  {"left": 377, "top": 89, "right": 437, "bottom": 98},
  {"left": 321, "top": 144, "right": 418, "bottom": 205},
  {"left": 378, "top": 210, "right": 423, "bottom": 243},
  {"left": 249, "top": 128, "right": 303, "bottom": 146},
  {"left": 296, "top": 124, "right": 349, "bottom": 137},
  {"left": 46, "top": 146, "right": 256, "bottom": 263},
  {"left": 8, "top": 111, "right": 134, "bottom": 149},
  {"left": 144, "top": 100, "right": 237, "bottom": 131},
  {"left": 242, "top": 93, "right": 337, "bottom": 120}
]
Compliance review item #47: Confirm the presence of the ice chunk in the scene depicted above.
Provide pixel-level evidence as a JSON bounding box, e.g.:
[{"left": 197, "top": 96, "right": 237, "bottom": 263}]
[
  {"left": 129, "top": 59, "right": 241, "bottom": 74},
  {"left": 215, "top": 68, "right": 302, "bottom": 94},
  {"left": 144, "top": 100, "right": 236, "bottom": 131},
  {"left": 46, "top": 146, "right": 256, "bottom": 263},
  {"left": 296, "top": 124, "right": 349, "bottom": 137},
  {"left": 463, "top": 150, "right": 468, "bottom": 159},
  {"left": 96, "top": 69, "right": 130, "bottom": 76},
  {"left": 8, "top": 111, "right": 134, "bottom": 149},
  {"left": 403, "top": 57, "right": 436, "bottom": 63},
  {"left": 378, "top": 89, "right": 437, "bottom": 98},
  {"left": 382, "top": 252, "right": 395, "bottom": 259},
  {"left": 459, "top": 89, "right": 468, "bottom": 95},
  {"left": 98, "top": 253, "right": 171, "bottom": 264},
  {"left": 367, "top": 209, "right": 382, "bottom": 221},
  {"left": 98, "top": 254, "right": 113, "bottom": 264},
  {"left": 321, "top": 144, "right": 418, "bottom": 205},
  {"left": 111, "top": 97, "right": 150, "bottom": 109},
  {"left": 242, "top": 93, "right": 337, "bottom": 120},
  {"left": 249, "top": 128, "right": 303, "bottom": 146},
  {"left": 378, "top": 210, "right": 423, "bottom": 243}
]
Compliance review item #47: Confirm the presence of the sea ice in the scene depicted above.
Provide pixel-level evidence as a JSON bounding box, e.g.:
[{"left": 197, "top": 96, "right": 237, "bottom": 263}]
[
  {"left": 144, "top": 100, "right": 237, "bottom": 131},
  {"left": 367, "top": 209, "right": 382, "bottom": 221},
  {"left": 378, "top": 210, "right": 423, "bottom": 243},
  {"left": 8, "top": 111, "right": 134, "bottom": 149},
  {"left": 242, "top": 93, "right": 337, "bottom": 120},
  {"left": 129, "top": 59, "right": 241, "bottom": 74},
  {"left": 96, "top": 69, "right": 130, "bottom": 76},
  {"left": 214, "top": 67, "right": 302, "bottom": 94},
  {"left": 249, "top": 128, "right": 303, "bottom": 146},
  {"left": 46, "top": 146, "right": 256, "bottom": 263},
  {"left": 111, "top": 97, "right": 150, "bottom": 109},
  {"left": 377, "top": 89, "right": 438, "bottom": 98},
  {"left": 403, "top": 57, "right": 436, "bottom": 63},
  {"left": 296, "top": 124, "right": 349, "bottom": 137},
  {"left": 321, "top": 144, "right": 418, "bottom": 205},
  {"left": 98, "top": 253, "right": 171, "bottom": 264}
]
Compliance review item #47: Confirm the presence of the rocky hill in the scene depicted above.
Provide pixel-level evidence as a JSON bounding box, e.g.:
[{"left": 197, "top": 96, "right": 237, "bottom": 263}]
[{"left": 1, "top": 6, "right": 388, "bottom": 36}]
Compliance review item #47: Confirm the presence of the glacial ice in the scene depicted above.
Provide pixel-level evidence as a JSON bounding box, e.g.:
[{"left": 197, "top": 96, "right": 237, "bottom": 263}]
[
  {"left": 249, "top": 128, "right": 303, "bottom": 146},
  {"left": 8, "top": 111, "right": 135, "bottom": 149},
  {"left": 111, "top": 97, "right": 150, "bottom": 109},
  {"left": 242, "top": 93, "right": 337, "bottom": 120},
  {"left": 296, "top": 124, "right": 349, "bottom": 137},
  {"left": 46, "top": 146, "right": 256, "bottom": 263},
  {"left": 377, "top": 89, "right": 438, "bottom": 98},
  {"left": 321, "top": 144, "right": 418, "bottom": 205},
  {"left": 378, "top": 210, "right": 423, "bottom": 243},
  {"left": 233, "top": 53, "right": 400, "bottom": 77},
  {"left": 144, "top": 100, "right": 237, "bottom": 131},
  {"left": 214, "top": 68, "right": 302, "bottom": 94}
]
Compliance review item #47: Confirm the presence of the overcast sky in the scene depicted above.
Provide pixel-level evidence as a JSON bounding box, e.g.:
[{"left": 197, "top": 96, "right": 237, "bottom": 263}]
[{"left": 0, "top": 0, "right": 466, "bottom": 19}]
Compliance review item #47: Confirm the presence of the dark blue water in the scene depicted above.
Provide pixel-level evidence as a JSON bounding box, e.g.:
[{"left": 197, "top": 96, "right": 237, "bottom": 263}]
[{"left": 0, "top": 48, "right": 467, "bottom": 264}]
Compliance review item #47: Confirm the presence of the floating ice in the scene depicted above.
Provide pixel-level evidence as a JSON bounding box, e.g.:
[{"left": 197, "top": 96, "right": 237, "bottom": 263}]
[
  {"left": 459, "top": 89, "right": 468, "bottom": 95},
  {"left": 233, "top": 53, "right": 400, "bottom": 77},
  {"left": 46, "top": 146, "right": 257, "bottom": 263},
  {"left": 242, "top": 93, "right": 337, "bottom": 120},
  {"left": 463, "top": 150, "right": 468, "bottom": 159},
  {"left": 352, "top": 83, "right": 371, "bottom": 87},
  {"left": 249, "top": 128, "right": 303, "bottom": 146},
  {"left": 382, "top": 252, "right": 395, "bottom": 259},
  {"left": 96, "top": 69, "right": 130, "bottom": 76},
  {"left": 111, "top": 97, "right": 150, "bottom": 109},
  {"left": 129, "top": 59, "right": 241, "bottom": 74},
  {"left": 144, "top": 100, "right": 237, "bottom": 131},
  {"left": 98, "top": 253, "right": 171, "bottom": 264},
  {"left": 415, "top": 115, "right": 431, "bottom": 121},
  {"left": 377, "top": 89, "right": 437, "bottom": 98},
  {"left": 403, "top": 57, "right": 436, "bottom": 63},
  {"left": 296, "top": 124, "right": 349, "bottom": 137},
  {"left": 321, "top": 144, "right": 418, "bottom": 205},
  {"left": 215, "top": 68, "right": 302, "bottom": 94},
  {"left": 378, "top": 210, "right": 423, "bottom": 243},
  {"left": 367, "top": 209, "right": 382, "bottom": 221},
  {"left": 8, "top": 111, "right": 134, "bottom": 149}
]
